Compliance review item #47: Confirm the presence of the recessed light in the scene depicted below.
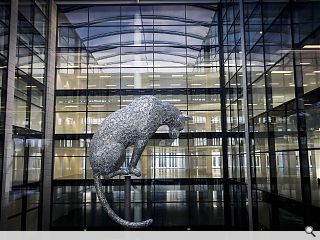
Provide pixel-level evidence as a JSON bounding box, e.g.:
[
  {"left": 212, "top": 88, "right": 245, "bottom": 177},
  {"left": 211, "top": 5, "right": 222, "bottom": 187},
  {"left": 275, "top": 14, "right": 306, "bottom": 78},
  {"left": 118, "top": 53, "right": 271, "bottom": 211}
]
[
  {"left": 172, "top": 74, "right": 184, "bottom": 77},
  {"left": 271, "top": 71, "right": 293, "bottom": 74}
]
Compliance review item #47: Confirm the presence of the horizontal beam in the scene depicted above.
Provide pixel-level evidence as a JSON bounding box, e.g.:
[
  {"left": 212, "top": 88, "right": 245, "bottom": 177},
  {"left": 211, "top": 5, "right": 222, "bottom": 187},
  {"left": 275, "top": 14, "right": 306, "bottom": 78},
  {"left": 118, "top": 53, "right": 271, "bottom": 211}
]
[{"left": 55, "top": 0, "right": 219, "bottom": 5}]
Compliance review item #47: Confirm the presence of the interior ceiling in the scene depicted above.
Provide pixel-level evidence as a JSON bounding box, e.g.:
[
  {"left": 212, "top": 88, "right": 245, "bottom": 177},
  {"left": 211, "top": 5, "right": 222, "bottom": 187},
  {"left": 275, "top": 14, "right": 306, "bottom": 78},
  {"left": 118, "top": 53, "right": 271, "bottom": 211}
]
[{"left": 58, "top": 4, "right": 218, "bottom": 67}]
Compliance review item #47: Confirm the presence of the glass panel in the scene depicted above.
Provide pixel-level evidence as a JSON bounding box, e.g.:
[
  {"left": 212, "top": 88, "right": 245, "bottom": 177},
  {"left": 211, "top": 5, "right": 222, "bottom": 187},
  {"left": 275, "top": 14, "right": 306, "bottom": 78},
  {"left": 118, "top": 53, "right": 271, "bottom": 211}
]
[
  {"left": 54, "top": 157, "right": 86, "bottom": 179},
  {"left": 30, "top": 105, "right": 43, "bottom": 131},
  {"left": 14, "top": 98, "right": 27, "bottom": 128},
  {"left": 55, "top": 112, "right": 86, "bottom": 134},
  {"left": 276, "top": 151, "right": 301, "bottom": 201}
]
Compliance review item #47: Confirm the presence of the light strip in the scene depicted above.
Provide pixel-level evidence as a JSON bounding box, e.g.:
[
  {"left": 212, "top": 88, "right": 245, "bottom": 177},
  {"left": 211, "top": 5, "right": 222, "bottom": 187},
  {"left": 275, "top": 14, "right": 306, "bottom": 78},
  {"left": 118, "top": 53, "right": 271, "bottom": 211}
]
[
  {"left": 303, "top": 45, "right": 320, "bottom": 49},
  {"left": 162, "top": 99, "right": 181, "bottom": 102},
  {"left": 100, "top": 75, "right": 111, "bottom": 78},
  {"left": 271, "top": 71, "right": 293, "bottom": 74},
  {"left": 65, "top": 105, "right": 78, "bottom": 108},
  {"left": 300, "top": 62, "right": 311, "bottom": 65}
]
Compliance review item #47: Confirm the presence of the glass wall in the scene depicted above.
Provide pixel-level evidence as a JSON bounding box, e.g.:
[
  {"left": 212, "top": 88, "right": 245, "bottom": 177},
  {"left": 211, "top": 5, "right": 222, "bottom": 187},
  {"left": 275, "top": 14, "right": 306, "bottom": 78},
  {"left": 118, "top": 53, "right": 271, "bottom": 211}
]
[
  {"left": 53, "top": 4, "right": 224, "bottom": 229},
  {"left": 221, "top": 0, "right": 320, "bottom": 229},
  {"left": 54, "top": 5, "right": 222, "bottom": 180},
  {"left": 8, "top": 0, "right": 49, "bottom": 230}
]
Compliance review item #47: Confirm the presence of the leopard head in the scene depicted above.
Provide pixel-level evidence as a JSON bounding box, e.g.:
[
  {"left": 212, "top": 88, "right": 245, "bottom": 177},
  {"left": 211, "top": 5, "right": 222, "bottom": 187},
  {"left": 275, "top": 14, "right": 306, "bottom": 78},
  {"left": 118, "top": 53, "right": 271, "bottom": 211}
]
[{"left": 168, "top": 114, "right": 191, "bottom": 139}]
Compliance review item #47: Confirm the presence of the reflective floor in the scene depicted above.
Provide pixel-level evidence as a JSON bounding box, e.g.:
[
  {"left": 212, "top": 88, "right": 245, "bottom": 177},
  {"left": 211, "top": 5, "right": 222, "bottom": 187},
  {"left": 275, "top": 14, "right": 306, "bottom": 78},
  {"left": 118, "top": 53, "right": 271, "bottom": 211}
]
[{"left": 49, "top": 180, "right": 320, "bottom": 230}]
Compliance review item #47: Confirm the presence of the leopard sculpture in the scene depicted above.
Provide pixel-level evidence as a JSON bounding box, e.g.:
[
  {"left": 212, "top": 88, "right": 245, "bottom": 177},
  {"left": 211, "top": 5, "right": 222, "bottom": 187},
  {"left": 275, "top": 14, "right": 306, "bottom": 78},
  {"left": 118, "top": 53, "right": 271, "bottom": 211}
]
[{"left": 90, "top": 95, "right": 189, "bottom": 228}]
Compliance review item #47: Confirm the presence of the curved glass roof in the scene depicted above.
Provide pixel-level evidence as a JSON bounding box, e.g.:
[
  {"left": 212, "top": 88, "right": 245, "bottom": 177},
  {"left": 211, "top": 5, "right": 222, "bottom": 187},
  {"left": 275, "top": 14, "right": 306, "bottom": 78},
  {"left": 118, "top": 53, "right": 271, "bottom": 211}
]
[{"left": 57, "top": 5, "right": 218, "bottom": 68}]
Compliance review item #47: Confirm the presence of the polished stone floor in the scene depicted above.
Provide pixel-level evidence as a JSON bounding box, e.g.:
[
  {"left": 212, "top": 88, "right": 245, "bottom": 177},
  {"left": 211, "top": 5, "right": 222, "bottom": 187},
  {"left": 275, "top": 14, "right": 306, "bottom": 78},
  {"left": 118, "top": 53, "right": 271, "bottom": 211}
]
[{"left": 49, "top": 180, "right": 320, "bottom": 230}]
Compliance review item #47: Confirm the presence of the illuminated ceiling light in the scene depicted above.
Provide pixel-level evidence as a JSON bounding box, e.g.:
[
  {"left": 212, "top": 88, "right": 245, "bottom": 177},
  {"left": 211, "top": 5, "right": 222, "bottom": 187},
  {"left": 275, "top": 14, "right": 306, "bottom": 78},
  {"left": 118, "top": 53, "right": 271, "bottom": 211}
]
[
  {"left": 105, "top": 84, "right": 116, "bottom": 87},
  {"left": 33, "top": 76, "right": 44, "bottom": 79},
  {"left": 170, "top": 84, "right": 181, "bottom": 86},
  {"left": 270, "top": 83, "right": 280, "bottom": 85},
  {"left": 284, "top": 74, "right": 292, "bottom": 76},
  {"left": 162, "top": 99, "right": 181, "bottom": 102},
  {"left": 302, "top": 45, "right": 320, "bottom": 49},
  {"left": 300, "top": 62, "right": 311, "bottom": 65},
  {"left": 313, "top": 71, "right": 320, "bottom": 73},
  {"left": 26, "top": 85, "right": 37, "bottom": 88},
  {"left": 194, "top": 74, "right": 207, "bottom": 77},
  {"left": 123, "top": 75, "right": 134, "bottom": 78},
  {"left": 76, "top": 76, "right": 87, "bottom": 79},
  {"left": 65, "top": 105, "right": 78, "bottom": 108},
  {"left": 191, "top": 83, "right": 202, "bottom": 86},
  {"left": 214, "top": 83, "right": 220, "bottom": 86},
  {"left": 154, "top": 84, "right": 160, "bottom": 87},
  {"left": 305, "top": 73, "right": 316, "bottom": 76},
  {"left": 100, "top": 75, "right": 111, "bottom": 78},
  {"left": 172, "top": 74, "right": 183, "bottom": 77},
  {"left": 126, "top": 84, "right": 134, "bottom": 87},
  {"left": 88, "top": 85, "right": 96, "bottom": 87},
  {"left": 271, "top": 71, "right": 293, "bottom": 74},
  {"left": 90, "top": 105, "right": 105, "bottom": 108}
]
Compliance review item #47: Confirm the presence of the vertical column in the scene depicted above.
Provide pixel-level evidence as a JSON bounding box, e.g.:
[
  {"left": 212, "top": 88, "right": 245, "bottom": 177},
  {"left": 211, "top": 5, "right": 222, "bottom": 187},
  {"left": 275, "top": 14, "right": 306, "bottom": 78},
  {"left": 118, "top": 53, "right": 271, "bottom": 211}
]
[
  {"left": 0, "top": 0, "right": 18, "bottom": 230},
  {"left": 40, "top": 0, "right": 57, "bottom": 230},
  {"left": 218, "top": 3, "right": 231, "bottom": 228},
  {"left": 289, "top": 3, "right": 312, "bottom": 226},
  {"left": 239, "top": 0, "right": 253, "bottom": 231}
]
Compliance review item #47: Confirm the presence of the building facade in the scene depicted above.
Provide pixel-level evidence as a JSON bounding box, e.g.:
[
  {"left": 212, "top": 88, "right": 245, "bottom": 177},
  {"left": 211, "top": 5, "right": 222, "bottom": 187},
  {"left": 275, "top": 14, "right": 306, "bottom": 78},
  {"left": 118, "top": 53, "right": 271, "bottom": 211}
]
[{"left": 0, "top": 0, "right": 319, "bottom": 231}]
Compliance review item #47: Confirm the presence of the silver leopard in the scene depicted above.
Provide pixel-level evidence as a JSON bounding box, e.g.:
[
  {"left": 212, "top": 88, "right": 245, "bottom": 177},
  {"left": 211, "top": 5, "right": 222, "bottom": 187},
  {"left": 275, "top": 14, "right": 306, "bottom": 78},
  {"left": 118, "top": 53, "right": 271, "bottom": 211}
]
[{"left": 89, "top": 95, "right": 189, "bottom": 228}]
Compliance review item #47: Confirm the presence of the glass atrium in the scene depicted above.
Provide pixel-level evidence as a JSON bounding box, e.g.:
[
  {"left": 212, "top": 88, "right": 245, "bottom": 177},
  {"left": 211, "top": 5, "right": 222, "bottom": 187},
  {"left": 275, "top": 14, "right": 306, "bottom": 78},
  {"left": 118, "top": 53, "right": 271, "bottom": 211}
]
[{"left": 0, "top": 0, "right": 319, "bottom": 231}]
